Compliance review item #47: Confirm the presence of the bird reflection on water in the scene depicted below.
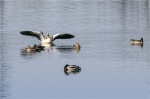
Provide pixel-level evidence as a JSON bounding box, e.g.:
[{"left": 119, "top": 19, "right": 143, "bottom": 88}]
[
  {"left": 46, "top": 43, "right": 81, "bottom": 53},
  {"left": 52, "top": 45, "right": 74, "bottom": 53},
  {"left": 41, "top": 43, "right": 53, "bottom": 52},
  {"left": 52, "top": 43, "right": 81, "bottom": 53},
  {"left": 130, "top": 43, "right": 143, "bottom": 48}
]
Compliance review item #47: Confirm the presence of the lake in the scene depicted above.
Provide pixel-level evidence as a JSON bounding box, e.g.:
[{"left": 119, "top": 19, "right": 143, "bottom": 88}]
[{"left": 0, "top": 0, "right": 150, "bottom": 99}]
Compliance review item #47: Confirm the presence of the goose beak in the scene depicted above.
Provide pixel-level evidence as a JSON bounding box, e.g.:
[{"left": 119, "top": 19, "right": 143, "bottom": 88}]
[{"left": 47, "top": 33, "right": 49, "bottom": 36}]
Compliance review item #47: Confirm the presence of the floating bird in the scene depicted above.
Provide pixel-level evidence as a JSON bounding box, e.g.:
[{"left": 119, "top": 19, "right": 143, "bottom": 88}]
[
  {"left": 20, "top": 31, "right": 75, "bottom": 44},
  {"left": 24, "top": 46, "right": 34, "bottom": 53},
  {"left": 73, "top": 43, "right": 80, "bottom": 50},
  {"left": 130, "top": 38, "right": 143, "bottom": 44},
  {"left": 64, "top": 64, "right": 81, "bottom": 71},
  {"left": 24, "top": 44, "right": 44, "bottom": 53},
  {"left": 64, "top": 64, "right": 81, "bottom": 75}
]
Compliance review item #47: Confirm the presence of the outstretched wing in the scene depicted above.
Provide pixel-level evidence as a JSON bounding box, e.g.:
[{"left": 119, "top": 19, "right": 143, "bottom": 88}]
[
  {"left": 52, "top": 33, "right": 75, "bottom": 41},
  {"left": 20, "top": 31, "right": 45, "bottom": 41}
]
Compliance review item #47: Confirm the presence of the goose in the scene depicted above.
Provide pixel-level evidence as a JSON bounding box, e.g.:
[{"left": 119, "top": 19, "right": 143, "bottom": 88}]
[
  {"left": 130, "top": 38, "right": 143, "bottom": 44},
  {"left": 20, "top": 31, "right": 75, "bottom": 44}
]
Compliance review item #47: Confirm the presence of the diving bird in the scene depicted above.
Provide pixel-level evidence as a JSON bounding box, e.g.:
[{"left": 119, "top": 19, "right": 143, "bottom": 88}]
[{"left": 20, "top": 31, "right": 75, "bottom": 44}]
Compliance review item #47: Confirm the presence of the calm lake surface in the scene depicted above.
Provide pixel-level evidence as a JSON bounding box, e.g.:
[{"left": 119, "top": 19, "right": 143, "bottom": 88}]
[{"left": 0, "top": 0, "right": 150, "bottom": 99}]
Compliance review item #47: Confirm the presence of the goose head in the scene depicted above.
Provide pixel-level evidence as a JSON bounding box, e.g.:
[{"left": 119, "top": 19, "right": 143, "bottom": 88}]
[{"left": 46, "top": 33, "right": 50, "bottom": 38}]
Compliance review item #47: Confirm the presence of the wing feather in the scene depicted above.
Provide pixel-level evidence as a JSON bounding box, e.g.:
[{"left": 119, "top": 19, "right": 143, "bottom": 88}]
[
  {"left": 20, "top": 31, "right": 44, "bottom": 41},
  {"left": 52, "top": 33, "right": 75, "bottom": 41}
]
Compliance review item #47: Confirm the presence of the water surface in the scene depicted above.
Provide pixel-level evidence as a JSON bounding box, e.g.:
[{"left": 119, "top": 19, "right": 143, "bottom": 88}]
[{"left": 0, "top": 0, "right": 150, "bottom": 99}]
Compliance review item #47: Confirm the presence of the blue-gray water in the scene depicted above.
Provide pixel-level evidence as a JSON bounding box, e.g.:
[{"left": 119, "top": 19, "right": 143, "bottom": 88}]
[{"left": 0, "top": 0, "right": 150, "bottom": 99}]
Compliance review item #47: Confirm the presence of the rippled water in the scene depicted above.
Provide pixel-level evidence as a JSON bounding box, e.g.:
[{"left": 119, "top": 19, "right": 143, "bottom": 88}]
[{"left": 0, "top": 0, "right": 150, "bottom": 99}]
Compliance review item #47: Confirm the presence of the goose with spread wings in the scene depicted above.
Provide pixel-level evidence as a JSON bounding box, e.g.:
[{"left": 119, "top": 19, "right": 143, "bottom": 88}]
[{"left": 20, "top": 31, "right": 75, "bottom": 44}]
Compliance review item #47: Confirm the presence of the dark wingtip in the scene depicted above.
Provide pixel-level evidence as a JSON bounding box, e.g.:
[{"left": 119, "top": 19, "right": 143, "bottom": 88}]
[
  {"left": 69, "top": 34, "right": 75, "bottom": 38},
  {"left": 20, "top": 31, "right": 25, "bottom": 35},
  {"left": 20, "top": 31, "right": 28, "bottom": 35},
  {"left": 20, "top": 31, "right": 23, "bottom": 34}
]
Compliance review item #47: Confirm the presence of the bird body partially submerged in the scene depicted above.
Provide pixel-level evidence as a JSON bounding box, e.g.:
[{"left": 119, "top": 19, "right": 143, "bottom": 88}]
[{"left": 20, "top": 31, "right": 75, "bottom": 44}]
